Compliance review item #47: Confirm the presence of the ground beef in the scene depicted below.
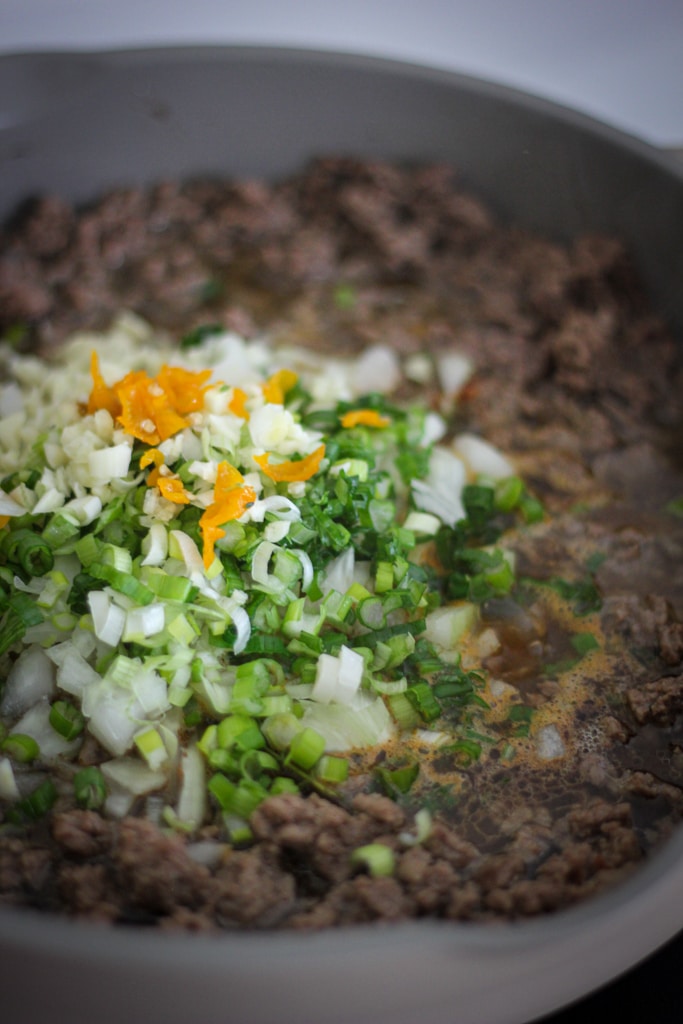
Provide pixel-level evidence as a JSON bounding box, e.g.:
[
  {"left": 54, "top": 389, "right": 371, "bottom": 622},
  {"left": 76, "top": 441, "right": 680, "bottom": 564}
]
[
  {"left": 57, "top": 862, "right": 120, "bottom": 921},
  {"left": 1, "top": 156, "right": 682, "bottom": 931},
  {"left": 51, "top": 808, "right": 114, "bottom": 857},
  {"left": 212, "top": 846, "right": 297, "bottom": 928},
  {"left": 627, "top": 676, "right": 683, "bottom": 725},
  {"left": 0, "top": 787, "right": 648, "bottom": 930}
]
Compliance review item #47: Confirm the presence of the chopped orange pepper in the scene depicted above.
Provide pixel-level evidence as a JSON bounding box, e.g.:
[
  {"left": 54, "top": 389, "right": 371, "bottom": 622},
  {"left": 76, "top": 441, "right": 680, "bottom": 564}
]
[
  {"left": 214, "top": 461, "right": 245, "bottom": 491},
  {"left": 261, "top": 369, "right": 298, "bottom": 405},
  {"left": 87, "top": 352, "right": 121, "bottom": 417},
  {"left": 140, "top": 450, "right": 189, "bottom": 502},
  {"left": 228, "top": 387, "right": 249, "bottom": 420},
  {"left": 87, "top": 355, "right": 216, "bottom": 445},
  {"left": 200, "top": 487, "right": 256, "bottom": 567},
  {"left": 115, "top": 373, "right": 187, "bottom": 445},
  {"left": 199, "top": 460, "right": 256, "bottom": 568},
  {"left": 157, "top": 475, "right": 190, "bottom": 505},
  {"left": 253, "top": 444, "right": 325, "bottom": 483},
  {"left": 340, "top": 409, "right": 390, "bottom": 429},
  {"left": 140, "top": 448, "right": 164, "bottom": 470},
  {"left": 199, "top": 520, "right": 227, "bottom": 570},
  {"left": 0, "top": 515, "right": 9, "bottom": 530},
  {"left": 205, "top": 483, "right": 256, "bottom": 527},
  {"left": 156, "top": 365, "right": 213, "bottom": 415}
]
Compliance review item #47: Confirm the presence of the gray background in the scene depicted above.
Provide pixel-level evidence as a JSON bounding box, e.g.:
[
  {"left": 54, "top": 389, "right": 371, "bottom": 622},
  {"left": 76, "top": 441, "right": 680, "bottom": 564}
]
[{"left": 1, "top": 0, "right": 682, "bottom": 146}]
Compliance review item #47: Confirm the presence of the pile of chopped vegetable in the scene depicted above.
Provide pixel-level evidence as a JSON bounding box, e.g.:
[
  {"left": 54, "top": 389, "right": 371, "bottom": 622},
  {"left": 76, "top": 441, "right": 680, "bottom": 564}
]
[{"left": 0, "top": 315, "right": 541, "bottom": 839}]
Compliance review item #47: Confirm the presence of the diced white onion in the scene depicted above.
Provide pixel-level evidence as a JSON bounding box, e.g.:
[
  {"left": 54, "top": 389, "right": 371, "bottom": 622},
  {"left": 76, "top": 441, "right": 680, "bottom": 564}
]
[
  {"left": 301, "top": 694, "right": 394, "bottom": 752},
  {"left": 411, "top": 479, "right": 464, "bottom": 528},
  {"left": 52, "top": 643, "right": 102, "bottom": 697},
  {"left": 421, "top": 411, "right": 447, "bottom": 446},
  {"left": 12, "top": 574, "right": 44, "bottom": 595},
  {"left": 264, "top": 520, "right": 291, "bottom": 543},
  {"left": 101, "top": 756, "right": 167, "bottom": 796},
  {"left": 85, "top": 687, "right": 139, "bottom": 756},
  {"left": 0, "top": 757, "right": 20, "bottom": 802},
  {"left": 130, "top": 670, "right": 169, "bottom": 718},
  {"left": 89, "top": 591, "right": 126, "bottom": 647},
  {"left": 411, "top": 445, "right": 467, "bottom": 527},
  {"left": 230, "top": 606, "right": 252, "bottom": 655},
  {"left": 141, "top": 523, "right": 169, "bottom": 566},
  {"left": 32, "top": 488, "right": 66, "bottom": 515},
  {"left": 0, "top": 382, "right": 23, "bottom": 417},
  {"left": 476, "top": 627, "right": 501, "bottom": 658},
  {"left": 104, "top": 790, "right": 136, "bottom": 819},
  {"left": 292, "top": 549, "right": 314, "bottom": 592},
  {"left": 321, "top": 547, "right": 355, "bottom": 596},
  {"left": 311, "top": 654, "right": 341, "bottom": 704},
  {"left": 88, "top": 443, "right": 132, "bottom": 481},
  {"left": 123, "top": 604, "right": 166, "bottom": 642},
  {"left": 0, "top": 645, "right": 55, "bottom": 718},
  {"left": 452, "top": 433, "right": 515, "bottom": 480},
  {"left": 248, "top": 405, "right": 300, "bottom": 451},
  {"left": 246, "top": 495, "right": 301, "bottom": 522},
  {"left": 158, "top": 709, "right": 182, "bottom": 757},
  {"left": 44, "top": 639, "right": 78, "bottom": 668},
  {"left": 489, "top": 677, "right": 517, "bottom": 698},
  {"left": 414, "top": 728, "right": 450, "bottom": 746},
  {"left": 436, "top": 351, "right": 473, "bottom": 397},
  {"left": 0, "top": 493, "right": 26, "bottom": 516},
  {"left": 174, "top": 744, "right": 206, "bottom": 831},
  {"left": 251, "top": 541, "right": 281, "bottom": 591},
  {"left": 195, "top": 677, "right": 233, "bottom": 716},
  {"left": 63, "top": 494, "right": 103, "bottom": 525},
  {"left": 403, "top": 353, "right": 433, "bottom": 384},
  {"left": 336, "top": 645, "right": 365, "bottom": 704},
  {"left": 536, "top": 724, "right": 566, "bottom": 761},
  {"left": 425, "top": 603, "right": 478, "bottom": 653},
  {"left": 350, "top": 345, "right": 401, "bottom": 395},
  {"left": 311, "top": 645, "right": 365, "bottom": 706},
  {"left": 403, "top": 511, "right": 441, "bottom": 536},
  {"left": 169, "top": 529, "right": 205, "bottom": 574}
]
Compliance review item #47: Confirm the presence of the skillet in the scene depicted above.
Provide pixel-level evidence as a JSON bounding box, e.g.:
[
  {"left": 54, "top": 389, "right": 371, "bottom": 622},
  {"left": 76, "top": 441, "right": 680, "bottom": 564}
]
[{"left": 0, "top": 46, "right": 682, "bottom": 1024}]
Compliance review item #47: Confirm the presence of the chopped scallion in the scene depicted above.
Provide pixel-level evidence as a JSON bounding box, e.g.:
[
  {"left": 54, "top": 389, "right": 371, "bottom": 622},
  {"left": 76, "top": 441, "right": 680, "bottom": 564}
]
[
  {"left": 287, "top": 727, "right": 326, "bottom": 770},
  {"left": 8, "top": 778, "right": 58, "bottom": 823},
  {"left": 49, "top": 700, "right": 85, "bottom": 741},
  {"left": 313, "top": 754, "right": 349, "bottom": 785},
  {"left": 2, "top": 732, "right": 40, "bottom": 763},
  {"left": 73, "top": 766, "right": 107, "bottom": 809},
  {"left": 350, "top": 842, "right": 396, "bottom": 877}
]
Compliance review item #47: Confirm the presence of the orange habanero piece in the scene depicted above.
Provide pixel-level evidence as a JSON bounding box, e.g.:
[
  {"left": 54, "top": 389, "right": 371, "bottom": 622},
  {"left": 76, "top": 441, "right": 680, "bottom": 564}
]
[
  {"left": 87, "top": 357, "right": 215, "bottom": 445},
  {"left": 87, "top": 352, "right": 121, "bottom": 417},
  {"left": 157, "top": 475, "right": 191, "bottom": 505},
  {"left": 156, "top": 365, "right": 213, "bottom": 416},
  {"left": 228, "top": 387, "right": 250, "bottom": 420},
  {"left": 115, "top": 371, "right": 188, "bottom": 446},
  {"left": 340, "top": 409, "right": 390, "bottom": 429},
  {"left": 261, "top": 369, "right": 298, "bottom": 406},
  {"left": 253, "top": 444, "right": 325, "bottom": 483},
  {"left": 199, "top": 461, "right": 256, "bottom": 568}
]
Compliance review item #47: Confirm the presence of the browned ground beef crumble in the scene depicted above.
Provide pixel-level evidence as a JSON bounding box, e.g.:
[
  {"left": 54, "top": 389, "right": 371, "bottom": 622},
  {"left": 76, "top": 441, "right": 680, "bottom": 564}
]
[{"left": 0, "top": 157, "right": 682, "bottom": 930}]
